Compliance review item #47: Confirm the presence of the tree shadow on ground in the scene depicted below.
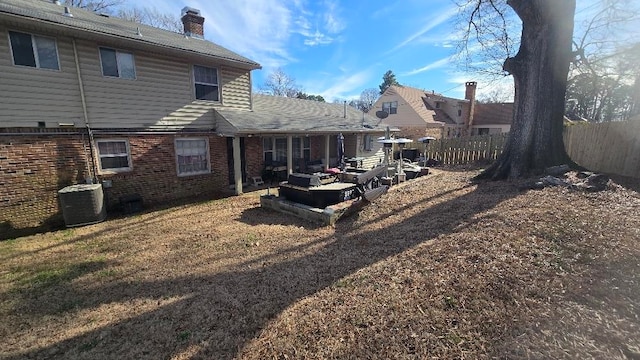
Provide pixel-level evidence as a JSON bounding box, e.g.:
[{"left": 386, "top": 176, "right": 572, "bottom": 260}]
[{"left": 4, "top": 177, "right": 524, "bottom": 359}]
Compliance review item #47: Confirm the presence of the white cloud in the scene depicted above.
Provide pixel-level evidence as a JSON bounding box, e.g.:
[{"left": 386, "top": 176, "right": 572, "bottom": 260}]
[
  {"left": 403, "top": 56, "right": 453, "bottom": 76},
  {"left": 323, "top": 0, "right": 345, "bottom": 34},
  {"left": 385, "top": 6, "right": 459, "bottom": 54},
  {"left": 303, "top": 68, "right": 374, "bottom": 100}
]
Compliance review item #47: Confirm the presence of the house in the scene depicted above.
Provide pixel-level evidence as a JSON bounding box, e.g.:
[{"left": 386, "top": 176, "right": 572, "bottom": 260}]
[
  {"left": 0, "top": 0, "right": 389, "bottom": 237},
  {"left": 371, "top": 82, "right": 513, "bottom": 139}
]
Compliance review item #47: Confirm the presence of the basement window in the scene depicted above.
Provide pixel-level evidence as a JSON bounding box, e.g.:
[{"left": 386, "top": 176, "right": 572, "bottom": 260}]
[
  {"left": 96, "top": 139, "right": 132, "bottom": 173},
  {"left": 175, "top": 138, "right": 210, "bottom": 176},
  {"left": 99, "top": 47, "right": 136, "bottom": 79},
  {"left": 9, "top": 31, "right": 60, "bottom": 70}
]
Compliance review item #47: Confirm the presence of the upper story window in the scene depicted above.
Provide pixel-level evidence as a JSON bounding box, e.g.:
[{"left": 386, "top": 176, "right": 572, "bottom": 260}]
[
  {"left": 363, "top": 134, "right": 374, "bottom": 151},
  {"left": 193, "top": 65, "right": 219, "bottom": 101},
  {"left": 96, "top": 139, "right": 132, "bottom": 173},
  {"left": 382, "top": 101, "right": 398, "bottom": 114},
  {"left": 99, "top": 47, "right": 136, "bottom": 79},
  {"left": 458, "top": 109, "right": 462, "bottom": 117},
  {"left": 8, "top": 31, "right": 60, "bottom": 70}
]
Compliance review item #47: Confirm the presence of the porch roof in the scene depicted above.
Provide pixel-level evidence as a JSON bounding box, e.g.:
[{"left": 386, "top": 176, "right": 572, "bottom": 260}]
[{"left": 215, "top": 94, "right": 392, "bottom": 136}]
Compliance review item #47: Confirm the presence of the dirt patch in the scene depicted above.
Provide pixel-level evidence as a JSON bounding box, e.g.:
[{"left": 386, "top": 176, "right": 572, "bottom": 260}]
[{"left": 0, "top": 169, "right": 638, "bottom": 359}]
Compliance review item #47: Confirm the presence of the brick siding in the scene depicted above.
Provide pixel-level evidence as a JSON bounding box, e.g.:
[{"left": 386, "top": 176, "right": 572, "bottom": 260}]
[{"left": 1, "top": 130, "right": 233, "bottom": 239}]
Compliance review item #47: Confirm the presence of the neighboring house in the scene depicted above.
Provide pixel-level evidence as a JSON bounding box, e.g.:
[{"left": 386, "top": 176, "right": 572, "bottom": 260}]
[
  {"left": 0, "top": 0, "right": 389, "bottom": 236},
  {"left": 371, "top": 82, "right": 513, "bottom": 139}
]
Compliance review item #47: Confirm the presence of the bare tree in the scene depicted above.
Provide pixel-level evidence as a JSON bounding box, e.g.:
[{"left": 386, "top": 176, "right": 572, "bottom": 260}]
[
  {"left": 261, "top": 68, "right": 301, "bottom": 97},
  {"left": 62, "top": 0, "right": 123, "bottom": 14},
  {"left": 359, "top": 88, "right": 379, "bottom": 112},
  {"left": 461, "top": 0, "right": 577, "bottom": 180},
  {"left": 567, "top": 0, "right": 640, "bottom": 122},
  {"left": 117, "top": 7, "right": 183, "bottom": 33}
]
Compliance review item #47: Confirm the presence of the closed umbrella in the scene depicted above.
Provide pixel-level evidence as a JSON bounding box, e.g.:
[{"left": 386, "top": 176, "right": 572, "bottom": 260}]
[{"left": 337, "top": 133, "right": 345, "bottom": 170}]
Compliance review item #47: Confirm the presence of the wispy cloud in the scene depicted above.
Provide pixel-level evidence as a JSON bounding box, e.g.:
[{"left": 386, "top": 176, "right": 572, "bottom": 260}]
[
  {"left": 403, "top": 56, "right": 453, "bottom": 76},
  {"left": 385, "top": 6, "right": 459, "bottom": 54},
  {"left": 294, "top": 0, "right": 345, "bottom": 46},
  {"left": 188, "top": 0, "right": 298, "bottom": 68},
  {"left": 303, "top": 68, "right": 374, "bottom": 100}
]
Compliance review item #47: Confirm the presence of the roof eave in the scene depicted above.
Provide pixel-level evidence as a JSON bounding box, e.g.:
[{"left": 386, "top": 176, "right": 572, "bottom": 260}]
[{"left": 0, "top": 11, "right": 262, "bottom": 70}]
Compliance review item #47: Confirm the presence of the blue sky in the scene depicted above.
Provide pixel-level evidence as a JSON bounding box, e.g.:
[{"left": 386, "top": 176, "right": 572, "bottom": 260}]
[{"left": 122, "top": 0, "right": 628, "bottom": 102}]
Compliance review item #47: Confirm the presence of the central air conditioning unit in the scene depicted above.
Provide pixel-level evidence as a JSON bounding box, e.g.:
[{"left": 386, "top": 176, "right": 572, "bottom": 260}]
[{"left": 58, "top": 184, "right": 107, "bottom": 227}]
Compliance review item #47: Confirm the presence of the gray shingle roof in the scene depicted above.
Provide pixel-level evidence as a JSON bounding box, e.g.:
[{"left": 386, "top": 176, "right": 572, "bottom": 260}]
[
  {"left": 216, "top": 94, "right": 390, "bottom": 134},
  {"left": 0, "top": 0, "right": 261, "bottom": 69}
]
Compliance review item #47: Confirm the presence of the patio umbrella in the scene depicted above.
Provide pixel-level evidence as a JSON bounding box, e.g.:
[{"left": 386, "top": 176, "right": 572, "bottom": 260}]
[{"left": 337, "top": 133, "right": 345, "bottom": 170}]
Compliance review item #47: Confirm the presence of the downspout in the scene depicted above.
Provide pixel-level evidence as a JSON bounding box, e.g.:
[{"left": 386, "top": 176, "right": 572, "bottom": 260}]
[{"left": 72, "top": 38, "right": 98, "bottom": 183}]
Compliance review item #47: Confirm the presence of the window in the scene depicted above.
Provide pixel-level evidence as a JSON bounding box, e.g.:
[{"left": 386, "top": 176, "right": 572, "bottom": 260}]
[
  {"left": 96, "top": 139, "right": 131, "bottom": 173},
  {"left": 435, "top": 102, "right": 441, "bottom": 109},
  {"left": 478, "top": 128, "right": 491, "bottom": 135},
  {"left": 193, "top": 65, "right": 219, "bottom": 101},
  {"left": 99, "top": 47, "right": 136, "bottom": 79},
  {"left": 382, "top": 101, "right": 398, "bottom": 114},
  {"left": 263, "top": 137, "right": 274, "bottom": 164},
  {"left": 363, "top": 134, "right": 373, "bottom": 151},
  {"left": 8, "top": 31, "right": 59, "bottom": 70},
  {"left": 458, "top": 109, "right": 462, "bottom": 117},
  {"left": 175, "top": 138, "right": 210, "bottom": 176},
  {"left": 263, "top": 136, "right": 310, "bottom": 164}
]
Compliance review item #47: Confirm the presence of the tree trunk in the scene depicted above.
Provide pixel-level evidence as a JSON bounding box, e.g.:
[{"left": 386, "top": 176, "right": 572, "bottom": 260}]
[{"left": 477, "top": 0, "right": 577, "bottom": 180}]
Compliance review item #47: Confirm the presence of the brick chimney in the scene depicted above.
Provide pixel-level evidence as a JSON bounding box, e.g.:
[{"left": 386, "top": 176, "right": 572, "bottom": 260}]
[
  {"left": 181, "top": 7, "right": 204, "bottom": 38},
  {"left": 465, "top": 81, "right": 477, "bottom": 132}
]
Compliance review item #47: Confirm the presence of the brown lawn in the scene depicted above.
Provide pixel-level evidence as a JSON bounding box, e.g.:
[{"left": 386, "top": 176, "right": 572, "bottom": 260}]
[{"left": 0, "top": 169, "right": 639, "bottom": 359}]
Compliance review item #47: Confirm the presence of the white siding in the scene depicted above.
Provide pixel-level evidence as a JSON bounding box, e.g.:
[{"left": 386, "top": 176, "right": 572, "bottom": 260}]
[
  {"left": 355, "top": 134, "right": 385, "bottom": 169},
  {"left": 221, "top": 67, "right": 251, "bottom": 110},
  {"left": 0, "top": 27, "right": 253, "bottom": 130},
  {"left": 0, "top": 25, "right": 84, "bottom": 127}
]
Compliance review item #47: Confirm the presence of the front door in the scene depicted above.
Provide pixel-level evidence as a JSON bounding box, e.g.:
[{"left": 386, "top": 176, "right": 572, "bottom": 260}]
[{"left": 227, "top": 137, "right": 247, "bottom": 185}]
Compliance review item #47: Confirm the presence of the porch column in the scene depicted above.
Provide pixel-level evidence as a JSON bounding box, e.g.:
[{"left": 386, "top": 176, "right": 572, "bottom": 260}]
[
  {"left": 324, "top": 134, "right": 331, "bottom": 170},
  {"left": 233, "top": 136, "right": 243, "bottom": 195},
  {"left": 287, "top": 135, "right": 293, "bottom": 174}
]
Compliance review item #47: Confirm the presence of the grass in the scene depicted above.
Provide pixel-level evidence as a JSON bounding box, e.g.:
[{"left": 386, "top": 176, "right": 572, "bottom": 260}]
[{"left": 0, "top": 168, "right": 638, "bottom": 359}]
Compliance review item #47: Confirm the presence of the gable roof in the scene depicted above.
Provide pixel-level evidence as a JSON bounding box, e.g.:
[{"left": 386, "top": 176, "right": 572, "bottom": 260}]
[
  {"left": 390, "top": 85, "right": 439, "bottom": 124},
  {"left": 0, "top": 0, "right": 260, "bottom": 69},
  {"left": 215, "top": 94, "right": 390, "bottom": 135},
  {"left": 473, "top": 103, "right": 513, "bottom": 126},
  {"left": 387, "top": 85, "right": 460, "bottom": 125}
]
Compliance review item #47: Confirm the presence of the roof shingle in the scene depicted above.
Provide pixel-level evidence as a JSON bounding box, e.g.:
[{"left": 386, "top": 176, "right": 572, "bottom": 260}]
[{"left": 0, "top": 0, "right": 261, "bottom": 69}]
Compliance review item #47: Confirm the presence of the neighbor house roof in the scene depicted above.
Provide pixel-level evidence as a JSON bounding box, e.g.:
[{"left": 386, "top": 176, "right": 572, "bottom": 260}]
[
  {"left": 388, "top": 85, "right": 461, "bottom": 125},
  {"left": 473, "top": 103, "right": 513, "bottom": 126},
  {"left": 390, "top": 86, "right": 440, "bottom": 124},
  {"left": 0, "top": 0, "right": 261, "bottom": 69},
  {"left": 215, "top": 94, "right": 391, "bottom": 135}
]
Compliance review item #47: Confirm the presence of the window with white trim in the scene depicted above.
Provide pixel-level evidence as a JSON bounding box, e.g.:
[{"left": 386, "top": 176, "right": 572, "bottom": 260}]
[
  {"left": 382, "top": 101, "right": 397, "bottom": 114},
  {"left": 99, "top": 47, "right": 136, "bottom": 79},
  {"left": 96, "top": 139, "right": 132, "bottom": 172},
  {"left": 193, "top": 65, "right": 219, "bottom": 101},
  {"left": 8, "top": 31, "right": 60, "bottom": 70},
  {"left": 175, "top": 138, "right": 210, "bottom": 176}
]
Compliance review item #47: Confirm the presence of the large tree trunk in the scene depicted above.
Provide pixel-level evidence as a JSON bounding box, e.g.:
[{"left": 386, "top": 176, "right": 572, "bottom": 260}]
[{"left": 478, "top": 0, "right": 576, "bottom": 179}]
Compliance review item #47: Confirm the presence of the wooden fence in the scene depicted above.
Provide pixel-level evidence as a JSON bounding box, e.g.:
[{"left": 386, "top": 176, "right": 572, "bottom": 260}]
[
  {"left": 564, "top": 121, "right": 640, "bottom": 178},
  {"left": 422, "top": 133, "right": 509, "bottom": 165}
]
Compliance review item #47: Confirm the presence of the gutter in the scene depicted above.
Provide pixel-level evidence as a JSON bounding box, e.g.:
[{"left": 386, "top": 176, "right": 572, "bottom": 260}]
[
  {"left": 0, "top": 12, "right": 261, "bottom": 70},
  {"left": 72, "top": 37, "right": 99, "bottom": 182}
]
